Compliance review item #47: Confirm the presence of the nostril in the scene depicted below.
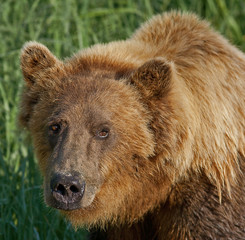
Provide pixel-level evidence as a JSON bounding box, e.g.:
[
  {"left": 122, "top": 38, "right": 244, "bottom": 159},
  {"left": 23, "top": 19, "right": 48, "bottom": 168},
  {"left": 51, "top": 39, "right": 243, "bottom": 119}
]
[
  {"left": 56, "top": 184, "right": 66, "bottom": 196},
  {"left": 70, "top": 185, "right": 79, "bottom": 193}
]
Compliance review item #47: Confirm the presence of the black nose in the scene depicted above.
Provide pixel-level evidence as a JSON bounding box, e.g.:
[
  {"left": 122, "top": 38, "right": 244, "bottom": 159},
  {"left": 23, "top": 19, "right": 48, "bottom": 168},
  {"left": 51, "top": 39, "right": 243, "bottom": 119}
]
[{"left": 50, "top": 173, "right": 85, "bottom": 210}]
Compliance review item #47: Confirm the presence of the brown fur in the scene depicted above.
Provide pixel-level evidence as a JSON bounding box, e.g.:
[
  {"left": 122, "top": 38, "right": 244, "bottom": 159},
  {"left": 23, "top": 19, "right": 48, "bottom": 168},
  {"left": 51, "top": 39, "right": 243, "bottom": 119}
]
[{"left": 19, "top": 12, "right": 245, "bottom": 239}]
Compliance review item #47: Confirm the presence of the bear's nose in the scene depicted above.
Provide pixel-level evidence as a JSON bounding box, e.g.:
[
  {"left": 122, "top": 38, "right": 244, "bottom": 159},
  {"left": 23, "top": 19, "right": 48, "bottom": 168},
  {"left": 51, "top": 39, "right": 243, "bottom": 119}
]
[{"left": 50, "top": 173, "right": 85, "bottom": 210}]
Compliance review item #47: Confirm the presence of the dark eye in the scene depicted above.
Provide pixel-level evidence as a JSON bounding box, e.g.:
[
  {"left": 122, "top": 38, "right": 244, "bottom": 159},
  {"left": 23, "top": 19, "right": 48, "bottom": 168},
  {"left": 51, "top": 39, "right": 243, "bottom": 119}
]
[
  {"left": 97, "top": 129, "right": 109, "bottom": 139},
  {"left": 49, "top": 123, "right": 61, "bottom": 134}
]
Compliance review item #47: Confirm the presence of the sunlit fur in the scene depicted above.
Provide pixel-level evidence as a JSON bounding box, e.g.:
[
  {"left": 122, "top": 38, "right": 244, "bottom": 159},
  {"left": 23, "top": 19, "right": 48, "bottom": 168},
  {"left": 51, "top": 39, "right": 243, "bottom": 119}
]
[{"left": 19, "top": 11, "right": 245, "bottom": 239}]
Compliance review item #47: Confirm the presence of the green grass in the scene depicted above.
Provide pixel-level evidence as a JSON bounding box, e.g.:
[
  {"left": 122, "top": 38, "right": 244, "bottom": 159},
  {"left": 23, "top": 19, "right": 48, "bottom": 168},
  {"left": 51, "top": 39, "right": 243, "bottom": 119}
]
[{"left": 0, "top": 0, "right": 245, "bottom": 239}]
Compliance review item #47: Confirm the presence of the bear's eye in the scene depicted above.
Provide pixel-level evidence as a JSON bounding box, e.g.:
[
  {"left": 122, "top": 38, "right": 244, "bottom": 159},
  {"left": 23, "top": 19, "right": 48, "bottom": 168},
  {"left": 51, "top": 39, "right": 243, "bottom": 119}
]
[
  {"left": 49, "top": 123, "right": 61, "bottom": 134},
  {"left": 97, "top": 128, "right": 109, "bottom": 139}
]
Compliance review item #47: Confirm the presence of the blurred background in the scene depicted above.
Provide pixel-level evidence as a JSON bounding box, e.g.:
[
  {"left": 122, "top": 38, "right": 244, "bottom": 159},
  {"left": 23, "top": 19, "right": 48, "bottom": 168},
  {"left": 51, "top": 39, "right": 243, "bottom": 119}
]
[{"left": 0, "top": 0, "right": 245, "bottom": 239}]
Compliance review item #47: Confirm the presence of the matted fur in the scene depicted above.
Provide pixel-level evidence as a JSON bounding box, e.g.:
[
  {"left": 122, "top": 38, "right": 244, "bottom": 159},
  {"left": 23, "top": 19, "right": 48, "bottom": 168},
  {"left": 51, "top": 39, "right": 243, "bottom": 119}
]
[{"left": 19, "top": 12, "right": 245, "bottom": 239}]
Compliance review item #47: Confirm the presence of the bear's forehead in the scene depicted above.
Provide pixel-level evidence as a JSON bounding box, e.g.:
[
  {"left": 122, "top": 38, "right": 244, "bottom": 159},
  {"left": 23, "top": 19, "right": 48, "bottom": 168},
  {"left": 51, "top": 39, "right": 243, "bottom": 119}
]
[
  {"left": 43, "top": 76, "right": 123, "bottom": 123},
  {"left": 51, "top": 71, "right": 133, "bottom": 106},
  {"left": 51, "top": 99, "right": 112, "bottom": 125},
  {"left": 46, "top": 74, "right": 108, "bottom": 103},
  {"left": 40, "top": 72, "right": 142, "bottom": 128}
]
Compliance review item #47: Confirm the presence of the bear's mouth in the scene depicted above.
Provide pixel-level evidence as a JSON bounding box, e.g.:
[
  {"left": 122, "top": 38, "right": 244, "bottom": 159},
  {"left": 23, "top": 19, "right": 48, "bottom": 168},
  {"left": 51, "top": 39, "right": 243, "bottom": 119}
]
[{"left": 49, "top": 196, "right": 83, "bottom": 211}]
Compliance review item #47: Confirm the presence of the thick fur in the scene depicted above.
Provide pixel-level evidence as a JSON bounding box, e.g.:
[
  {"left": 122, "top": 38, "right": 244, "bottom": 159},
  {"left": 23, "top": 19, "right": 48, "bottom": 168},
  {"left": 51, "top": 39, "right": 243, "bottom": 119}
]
[{"left": 19, "top": 12, "right": 245, "bottom": 239}]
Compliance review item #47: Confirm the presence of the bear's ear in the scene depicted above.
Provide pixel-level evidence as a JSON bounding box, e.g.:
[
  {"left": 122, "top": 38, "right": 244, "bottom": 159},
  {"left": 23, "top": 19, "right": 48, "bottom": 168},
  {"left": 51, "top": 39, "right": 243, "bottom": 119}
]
[
  {"left": 129, "top": 58, "right": 173, "bottom": 99},
  {"left": 20, "top": 41, "right": 59, "bottom": 87},
  {"left": 19, "top": 42, "right": 62, "bottom": 128}
]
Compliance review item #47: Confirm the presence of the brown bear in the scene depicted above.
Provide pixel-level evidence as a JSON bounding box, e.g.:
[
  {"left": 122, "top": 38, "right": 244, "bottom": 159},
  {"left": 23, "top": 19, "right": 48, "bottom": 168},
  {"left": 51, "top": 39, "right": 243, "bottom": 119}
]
[{"left": 19, "top": 11, "right": 245, "bottom": 239}]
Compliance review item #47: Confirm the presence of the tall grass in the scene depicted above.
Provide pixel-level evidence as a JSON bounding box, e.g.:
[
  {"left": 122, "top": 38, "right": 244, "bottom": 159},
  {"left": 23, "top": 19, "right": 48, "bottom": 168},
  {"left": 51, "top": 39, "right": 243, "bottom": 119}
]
[{"left": 0, "top": 0, "right": 245, "bottom": 239}]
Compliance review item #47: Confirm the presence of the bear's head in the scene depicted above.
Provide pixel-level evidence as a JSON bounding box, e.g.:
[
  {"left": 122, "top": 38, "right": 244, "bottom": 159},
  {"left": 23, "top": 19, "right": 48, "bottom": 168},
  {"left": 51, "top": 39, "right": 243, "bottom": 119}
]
[{"left": 19, "top": 42, "right": 195, "bottom": 227}]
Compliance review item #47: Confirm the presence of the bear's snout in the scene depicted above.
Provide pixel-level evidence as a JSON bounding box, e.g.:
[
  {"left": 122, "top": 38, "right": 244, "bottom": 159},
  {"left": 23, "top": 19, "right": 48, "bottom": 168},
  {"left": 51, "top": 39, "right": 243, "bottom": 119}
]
[{"left": 50, "top": 173, "right": 85, "bottom": 210}]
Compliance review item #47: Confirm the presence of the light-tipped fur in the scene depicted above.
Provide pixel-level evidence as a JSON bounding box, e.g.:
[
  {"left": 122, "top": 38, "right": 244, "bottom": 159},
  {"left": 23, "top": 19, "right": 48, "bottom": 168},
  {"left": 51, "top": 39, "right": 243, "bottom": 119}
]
[{"left": 19, "top": 11, "right": 245, "bottom": 239}]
